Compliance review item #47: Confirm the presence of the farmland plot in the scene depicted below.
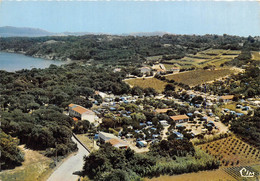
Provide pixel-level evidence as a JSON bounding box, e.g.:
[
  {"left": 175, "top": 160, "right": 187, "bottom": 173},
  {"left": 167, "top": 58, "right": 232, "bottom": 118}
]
[
  {"left": 198, "top": 136, "right": 260, "bottom": 167},
  {"left": 162, "top": 49, "right": 240, "bottom": 69},
  {"left": 125, "top": 77, "right": 167, "bottom": 93},
  {"left": 165, "top": 69, "right": 234, "bottom": 86}
]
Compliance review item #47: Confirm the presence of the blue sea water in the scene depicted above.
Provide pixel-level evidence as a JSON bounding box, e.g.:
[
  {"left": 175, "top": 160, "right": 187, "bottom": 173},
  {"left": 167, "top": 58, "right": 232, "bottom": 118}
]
[{"left": 0, "top": 52, "right": 65, "bottom": 72}]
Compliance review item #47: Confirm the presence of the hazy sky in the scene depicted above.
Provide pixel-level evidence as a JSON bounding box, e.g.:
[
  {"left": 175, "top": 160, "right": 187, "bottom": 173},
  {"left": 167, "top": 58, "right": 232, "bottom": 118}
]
[{"left": 0, "top": 1, "right": 259, "bottom": 36}]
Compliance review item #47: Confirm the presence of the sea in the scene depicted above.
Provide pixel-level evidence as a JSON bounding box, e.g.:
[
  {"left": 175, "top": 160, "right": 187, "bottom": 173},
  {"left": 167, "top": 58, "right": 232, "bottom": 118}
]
[{"left": 0, "top": 52, "right": 66, "bottom": 72}]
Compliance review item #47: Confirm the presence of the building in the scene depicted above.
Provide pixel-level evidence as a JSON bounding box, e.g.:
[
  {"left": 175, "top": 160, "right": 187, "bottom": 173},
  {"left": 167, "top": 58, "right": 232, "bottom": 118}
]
[
  {"left": 220, "top": 95, "right": 234, "bottom": 103},
  {"left": 99, "top": 132, "right": 128, "bottom": 149},
  {"left": 173, "top": 131, "right": 184, "bottom": 139},
  {"left": 170, "top": 115, "right": 189, "bottom": 123},
  {"left": 170, "top": 67, "right": 180, "bottom": 73},
  {"left": 140, "top": 67, "right": 151, "bottom": 74},
  {"left": 136, "top": 141, "right": 147, "bottom": 148},
  {"left": 159, "top": 120, "right": 168, "bottom": 126},
  {"left": 152, "top": 64, "right": 166, "bottom": 74},
  {"left": 95, "top": 91, "right": 109, "bottom": 99},
  {"left": 113, "top": 68, "right": 121, "bottom": 73},
  {"left": 99, "top": 131, "right": 118, "bottom": 143},
  {"left": 155, "top": 108, "right": 171, "bottom": 114},
  {"left": 106, "top": 138, "right": 128, "bottom": 149},
  {"left": 69, "top": 104, "right": 96, "bottom": 123},
  {"left": 152, "top": 64, "right": 166, "bottom": 71},
  {"left": 156, "top": 69, "right": 166, "bottom": 75}
]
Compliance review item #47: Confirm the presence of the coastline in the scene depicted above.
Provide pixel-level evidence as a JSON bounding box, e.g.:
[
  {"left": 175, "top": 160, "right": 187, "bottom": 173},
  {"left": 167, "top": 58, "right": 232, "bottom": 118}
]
[
  {"left": 1, "top": 49, "right": 70, "bottom": 62},
  {"left": 0, "top": 51, "right": 71, "bottom": 72}
]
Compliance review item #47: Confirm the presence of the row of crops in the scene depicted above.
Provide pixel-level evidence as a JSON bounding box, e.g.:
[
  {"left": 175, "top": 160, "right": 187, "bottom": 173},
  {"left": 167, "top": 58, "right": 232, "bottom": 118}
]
[{"left": 198, "top": 136, "right": 260, "bottom": 167}]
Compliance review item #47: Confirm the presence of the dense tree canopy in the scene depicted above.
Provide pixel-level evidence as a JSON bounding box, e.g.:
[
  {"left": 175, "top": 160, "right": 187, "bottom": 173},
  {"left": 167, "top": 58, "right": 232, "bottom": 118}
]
[
  {"left": 230, "top": 108, "right": 260, "bottom": 149},
  {"left": 1, "top": 34, "right": 259, "bottom": 66},
  {"left": 0, "top": 130, "right": 24, "bottom": 169},
  {"left": 0, "top": 63, "right": 132, "bottom": 166}
]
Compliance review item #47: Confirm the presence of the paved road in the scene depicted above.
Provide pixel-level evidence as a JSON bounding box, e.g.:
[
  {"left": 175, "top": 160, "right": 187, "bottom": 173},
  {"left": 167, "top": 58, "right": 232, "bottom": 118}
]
[{"left": 47, "top": 137, "right": 89, "bottom": 181}]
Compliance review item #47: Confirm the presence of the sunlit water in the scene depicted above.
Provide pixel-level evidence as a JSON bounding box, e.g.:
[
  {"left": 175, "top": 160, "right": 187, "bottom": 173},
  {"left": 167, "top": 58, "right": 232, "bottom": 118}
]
[{"left": 0, "top": 52, "right": 66, "bottom": 72}]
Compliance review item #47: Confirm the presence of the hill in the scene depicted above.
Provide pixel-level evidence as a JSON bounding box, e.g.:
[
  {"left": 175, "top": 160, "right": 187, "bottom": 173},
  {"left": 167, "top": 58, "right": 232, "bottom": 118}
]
[
  {"left": 0, "top": 26, "right": 54, "bottom": 37},
  {"left": 1, "top": 33, "right": 258, "bottom": 65}
]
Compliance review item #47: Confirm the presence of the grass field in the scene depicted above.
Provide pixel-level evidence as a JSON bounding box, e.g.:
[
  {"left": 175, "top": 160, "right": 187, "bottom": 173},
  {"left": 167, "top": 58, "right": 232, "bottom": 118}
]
[
  {"left": 165, "top": 69, "right": 234, "bottom": 86},
  {"left": 252, "top": 51, "right": 260, "bottom": 61},
  {"left": 124, "top": 78, "right": 167, "bottom": 93},
  {"left": 198, "top": 136, "right": 260, "bottom": 167},
  {"left": 220, "top": 103, "right": 246, "bottom": 114},
  {"left": 146, "top": 168, "right": 235, "bottom": 181},
  {"left": 146, "top": 55, "right": 163, "bottom": 62},
  {"left": 0, "top": 146, "right": 53, "bottom": 181},
  {"left": 163, "top": 49, "right": 240, "bottom": 69},
  {"left": 76, "top": 134, "right": 96, "bottom": 151}
]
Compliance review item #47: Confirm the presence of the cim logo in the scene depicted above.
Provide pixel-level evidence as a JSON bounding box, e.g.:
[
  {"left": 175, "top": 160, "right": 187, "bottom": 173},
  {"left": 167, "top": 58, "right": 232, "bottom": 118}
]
[{"left": 240, "top": 167, "right": 255, "bottom": 178}]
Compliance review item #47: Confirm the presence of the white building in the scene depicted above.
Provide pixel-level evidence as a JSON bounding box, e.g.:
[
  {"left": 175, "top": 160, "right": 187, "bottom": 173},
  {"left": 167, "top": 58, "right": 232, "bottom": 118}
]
[
  {"left": 140, "top": 67, "right": 151, "bottom": 74},
  {"left": 69, "top": 104, "right": 96, "bottom": 123}
]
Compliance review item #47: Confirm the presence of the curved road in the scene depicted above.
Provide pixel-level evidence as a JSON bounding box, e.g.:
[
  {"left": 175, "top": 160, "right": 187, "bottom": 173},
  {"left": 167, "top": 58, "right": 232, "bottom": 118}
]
[{"left": 47, "top": 137, "right": 90, "bottom": 181}]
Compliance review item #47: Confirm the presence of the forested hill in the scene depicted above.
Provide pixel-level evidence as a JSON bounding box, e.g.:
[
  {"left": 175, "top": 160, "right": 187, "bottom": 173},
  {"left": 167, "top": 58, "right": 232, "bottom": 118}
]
[
  {"left": 0, "top": 26, "right": 53, "bottom": 37},
  {"left": 0, "top": 34, "right": 259, "bottom": 65}
]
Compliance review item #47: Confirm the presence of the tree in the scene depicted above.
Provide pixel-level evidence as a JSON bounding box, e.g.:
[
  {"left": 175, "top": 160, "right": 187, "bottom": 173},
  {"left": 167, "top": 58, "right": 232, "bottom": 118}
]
[
  {"left": 164, "top": 84, "right": 175, "bottom": 92},
  {"left": 103, "top": 169, "right": 130, "bottom": 181},
  {"left": 144, "top": 88, "right": 157, "bottom": 97},
  {"left": 0, "top": 130, "right": 24, "bottom": 169},
  {"left": 131, "top": 86, "right": 144, "bottom": 96}
]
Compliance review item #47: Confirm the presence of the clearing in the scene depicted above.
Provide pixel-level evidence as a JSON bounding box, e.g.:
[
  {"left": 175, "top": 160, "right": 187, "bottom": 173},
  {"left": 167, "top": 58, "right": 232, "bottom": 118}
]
[
  {"left": 124, "top": 77, "right": 167, "bottom": 93},
  {"left": 165, "top": 69, "right": 234, "bottom": 86},
  {"left": 145, "top": 168, "right": 235, "bottom": 181},
  {"left": 162, "top": 49, "right": 240, "bottom": 70},
  {"left": 197, "top": 135, "right": 260, "bottom": 167},
  {"left": 0, "top": 145, "right": 53, "bottom": 181},
  {"left": 76, "top": 134, "right": 99, "bottom": 151},
  {"left": 252, "top": 51, "right": 260, "bottom": 61}
]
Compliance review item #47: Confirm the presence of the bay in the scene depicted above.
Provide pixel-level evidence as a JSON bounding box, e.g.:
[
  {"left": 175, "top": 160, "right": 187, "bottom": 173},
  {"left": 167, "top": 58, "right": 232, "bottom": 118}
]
[{"left": 0, "top": 52, "right": 66, "bottom": 72}]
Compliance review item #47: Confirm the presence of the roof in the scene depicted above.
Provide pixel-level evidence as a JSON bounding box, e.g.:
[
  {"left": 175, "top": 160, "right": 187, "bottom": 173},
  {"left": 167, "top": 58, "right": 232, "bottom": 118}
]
[
  {"left": 173, "top": 131, "right": 183, "bottom": 138},
  {"left": 155, "top": 109, "right": 171, "bottom": 113},
  {"left": 69, "top": 103, "right": 76, "bottom": 108},
  {"left": 99, "top": 132, "right": 118, "bottom": 141},
  {"left": 159, "top": 120, "right": 168, "bottom": 123},
  {"left": 69, "top": 104, "right": 94, "bottom": 115},
  {"left": 72, "top": 106, "right": 90, "bottom": 114},
  {"left": 187, "top": 113, "right": 193, "bottom": 116},
  {"left": 152, "top": 64, "right": 166, "bottom": 70},
  {"left": 170, "top": 115, "right": 189, "bottom": 121},
  {"left": 140, "top": 67, "right": 151, "bottom": 70},
  {"left": 156, "top": 69, "right": 166, "bottom": 72},
  {"left": 106, "top": 138, "right": 128, "bottom": 148},
  {"left": 220, "top": 95, "right": 234, "bottom": 100},
  {"left": 106, "top": 138, "right": 120, "bottom": 146},
  {"left": 72, "top": 117, "right": 78, "bottom": 121},
  {"left": 171, "top": 67, "right": 180, "bottom": 69}
]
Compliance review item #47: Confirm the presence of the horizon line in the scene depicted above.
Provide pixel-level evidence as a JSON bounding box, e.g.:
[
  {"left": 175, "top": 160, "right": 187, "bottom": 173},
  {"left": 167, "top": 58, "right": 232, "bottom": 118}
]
[{"left": 1, "top": 0, "right": 260, "bottom": 2}]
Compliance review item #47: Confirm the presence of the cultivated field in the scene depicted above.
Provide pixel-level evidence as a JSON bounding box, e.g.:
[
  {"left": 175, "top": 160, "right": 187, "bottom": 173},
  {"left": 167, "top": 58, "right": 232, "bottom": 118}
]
[
  {"left": 165, "top": 69, "right": 234, "bottom": 86},
  {"left": 125, "top": 77, "right": 167, "bottom": 93},
  {"left": 162, "top": 49, "right": 241, "bottom": 69},
  {"left": 197, "top": 136, "right": 260, "bottom": 167},
  {"left": 0, "top": 145, "right": 53, "bottom": 181}
]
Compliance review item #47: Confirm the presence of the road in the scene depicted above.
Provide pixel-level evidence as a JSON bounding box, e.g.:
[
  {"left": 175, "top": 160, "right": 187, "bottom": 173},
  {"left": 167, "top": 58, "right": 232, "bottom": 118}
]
[{"left": 47, "top": 137, "right": 90, "bottom": 181}]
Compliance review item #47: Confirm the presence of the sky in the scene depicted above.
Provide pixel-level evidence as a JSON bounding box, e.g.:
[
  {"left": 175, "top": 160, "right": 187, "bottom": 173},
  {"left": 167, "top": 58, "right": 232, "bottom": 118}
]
[{"left": 0, "top": 0, "right": 259, "bottom": 36}]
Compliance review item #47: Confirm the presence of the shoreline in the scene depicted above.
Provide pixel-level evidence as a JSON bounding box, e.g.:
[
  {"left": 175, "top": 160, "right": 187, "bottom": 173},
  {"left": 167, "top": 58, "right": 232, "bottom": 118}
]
[
  {"left": 1, "top": 49, "right": 69, "bottom": 62},
  {"left": 0, "top": 51, "right": 72, "bottom": 72}
]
